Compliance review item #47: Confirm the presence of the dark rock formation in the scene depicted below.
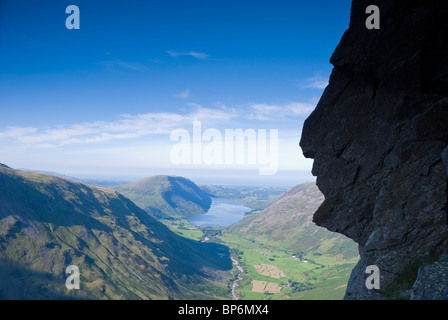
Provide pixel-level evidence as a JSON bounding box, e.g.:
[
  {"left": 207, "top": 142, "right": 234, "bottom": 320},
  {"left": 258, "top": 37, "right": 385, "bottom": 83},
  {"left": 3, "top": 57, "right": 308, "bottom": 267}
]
[
  {"left": 410, "top": 255, "right": 448, "bottom": 300},
  {"left": 300, "top": 0, "right": 448, "bottom": 299}
]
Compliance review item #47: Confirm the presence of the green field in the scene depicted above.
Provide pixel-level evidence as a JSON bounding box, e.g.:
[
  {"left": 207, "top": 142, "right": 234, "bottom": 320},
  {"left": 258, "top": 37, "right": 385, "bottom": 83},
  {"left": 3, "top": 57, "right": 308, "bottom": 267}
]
[
  {"left": 163, "top": 217, "right": 358, "bottom": 300},
  {"left": 219, "top": 231, "right": 357, "bottom": 300},
  {"left": 131, "top": 183, "right": 359, "bottom": 300},
  {"left": 161, "top": 184, "right": 359, "bottom": 300}
]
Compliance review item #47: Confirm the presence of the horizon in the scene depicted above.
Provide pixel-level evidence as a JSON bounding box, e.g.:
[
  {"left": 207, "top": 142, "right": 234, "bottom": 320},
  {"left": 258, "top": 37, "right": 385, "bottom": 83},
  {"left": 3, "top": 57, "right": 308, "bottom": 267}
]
[
  {"left": 13, "top": 163, "right": 315, "bottom": 188},
  {"left": 0, "top": 0, "right": 351, "bottom": 185}
]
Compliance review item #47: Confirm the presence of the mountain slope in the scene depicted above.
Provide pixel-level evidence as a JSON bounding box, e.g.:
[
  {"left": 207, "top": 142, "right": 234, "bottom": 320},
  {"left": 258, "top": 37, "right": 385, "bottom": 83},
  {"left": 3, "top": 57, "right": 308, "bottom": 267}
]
[
  {"left": 219, "top": 182, "right": 358, "bottom": 300},
  {"left": 112, "top": 175, "right": 212, "bottom": 219},
  {"left": 0, "top": 164, "right": 231, "bottom": 300},
  {"left": 229, "top": 183, "right": 357, "bottom": 257},
  {"left": 18, "top": 168, "right": 129, "bottom": 187}
]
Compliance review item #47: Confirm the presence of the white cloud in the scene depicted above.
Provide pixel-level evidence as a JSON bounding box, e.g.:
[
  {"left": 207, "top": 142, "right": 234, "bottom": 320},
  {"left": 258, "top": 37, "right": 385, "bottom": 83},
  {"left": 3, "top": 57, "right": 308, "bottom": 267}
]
[
  {"left": 0, "top": 106, "right": 238, "bottom": 148},
  {"left": 0, "top": 101, "right": 318, "bottom": 177},
  {"left": 186, "top": 102, "right": 203, "bottom": 108},
  {"left": 0, "top": 100, "right": 313, "bottom": 173},
  {"left": 303, "top": 73, "right": 329, "bottom": 89},
  {"left": 175, "top": 89, "right": 191, "bottom": 99},
  {"left": 0, "top": 126, "right": 38, "bottom": 139},
  {"left": 248, "top": 102, "right": 315, "bottom": 120},
  {"left": 286, "top": 102, "right": 316, "bottom": 115},
  {"left": 166, "top": 50, "right": 209, "bottom": 59}
]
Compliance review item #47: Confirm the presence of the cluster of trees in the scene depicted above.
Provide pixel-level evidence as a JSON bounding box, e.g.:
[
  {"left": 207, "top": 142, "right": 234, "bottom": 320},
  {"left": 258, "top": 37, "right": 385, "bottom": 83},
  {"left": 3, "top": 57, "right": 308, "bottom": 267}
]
[{"left": 289, "top": 281, "right": 315, "bottom": 293}]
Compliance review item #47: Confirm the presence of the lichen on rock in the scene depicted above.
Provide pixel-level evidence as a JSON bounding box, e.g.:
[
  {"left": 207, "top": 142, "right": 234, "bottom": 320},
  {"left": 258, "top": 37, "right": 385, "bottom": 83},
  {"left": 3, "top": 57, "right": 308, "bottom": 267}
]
[{"left": 411, "top": 255, "right": 448, "bottom": 300}]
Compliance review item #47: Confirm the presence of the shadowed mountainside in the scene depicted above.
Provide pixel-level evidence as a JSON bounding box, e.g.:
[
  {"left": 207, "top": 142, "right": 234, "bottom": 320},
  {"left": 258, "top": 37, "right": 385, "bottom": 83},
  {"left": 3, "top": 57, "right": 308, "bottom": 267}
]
[{"left": 0, "top": 164, "right": 231, "bottom": 299}]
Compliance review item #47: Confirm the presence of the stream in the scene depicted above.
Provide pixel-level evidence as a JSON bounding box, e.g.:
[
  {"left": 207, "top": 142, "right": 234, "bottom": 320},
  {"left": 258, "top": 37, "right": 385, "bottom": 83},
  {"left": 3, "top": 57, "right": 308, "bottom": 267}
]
[
  {"left": 187, "top": 198, "right": 249, "bottom": 299},
  {"left": 231, "top": 256, "right": 244, "bottom": 300}
]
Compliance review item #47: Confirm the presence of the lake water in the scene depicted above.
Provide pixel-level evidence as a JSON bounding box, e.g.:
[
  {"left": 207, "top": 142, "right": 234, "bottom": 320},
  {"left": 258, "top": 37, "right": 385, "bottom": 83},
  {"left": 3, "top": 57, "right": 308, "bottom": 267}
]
[{"left": 187, "top": 197, "right": 252, "bottom": 227}]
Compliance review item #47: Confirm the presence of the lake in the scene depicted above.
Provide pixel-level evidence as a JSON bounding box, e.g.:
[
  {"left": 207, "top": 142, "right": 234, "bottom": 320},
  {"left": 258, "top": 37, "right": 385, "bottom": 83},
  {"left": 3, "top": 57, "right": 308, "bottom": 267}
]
[{"left": 187, "top": 197, "right": 252, "bottom": 227}]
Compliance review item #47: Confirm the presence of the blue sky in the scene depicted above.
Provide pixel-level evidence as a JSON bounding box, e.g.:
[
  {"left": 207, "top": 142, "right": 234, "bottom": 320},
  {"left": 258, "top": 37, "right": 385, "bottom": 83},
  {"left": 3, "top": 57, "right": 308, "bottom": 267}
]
[{"left": 0, "top": 0, "right": 351, "bottom": 186}]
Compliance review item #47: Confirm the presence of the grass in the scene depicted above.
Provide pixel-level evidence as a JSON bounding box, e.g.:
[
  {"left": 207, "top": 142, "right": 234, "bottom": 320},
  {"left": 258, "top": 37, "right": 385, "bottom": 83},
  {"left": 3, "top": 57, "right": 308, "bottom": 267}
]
[
  {"left": 111, "top": 175, "right": 212, "bottom": 219},
  {"left": 219, "top": 230, "right": 357, "bottom": 300},
  {"left": 383, "top": 260, "right": 429, "bottom": 300},
  {"left": 0, "top": 165, "right": 234, "bottom": 300},
  {"left": 158, "top": 182, "right": 359, "bottom": 300},
  {"left": 2, "top": 166, "right": 357, "bottom": 300},
  {"left": 161, "top": 219, "right": 204, "bottom": 241},
  {"left": 162, "top": 218, "right": 358, "bottom": 300}
]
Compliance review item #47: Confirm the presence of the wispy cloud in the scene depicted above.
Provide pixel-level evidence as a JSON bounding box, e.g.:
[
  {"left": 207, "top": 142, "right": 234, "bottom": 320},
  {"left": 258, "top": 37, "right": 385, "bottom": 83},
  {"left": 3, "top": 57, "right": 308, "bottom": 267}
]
[
  {"left": 186, "top": 102, "right": 203, "bottom": 108},
  {"left": 0, "top": 99, "right": 314, "bottom": 150},
  {"left": 302, "top": 73, "right": 329, "bottom": 89},
  {"left": 166, "top": 50, "right": 209, "bottom": 59},
  {"left": 0, "top": 106, "right": 237, "bottom": 148},
  {"left": 97, "top": 53, "right": 146, "bottom": 72},
  {"left": 174, "top": 89, "right": 192, "bottom": 99},
  {"left": 248, "top": 102, "right": 315, "bottom": 120}
]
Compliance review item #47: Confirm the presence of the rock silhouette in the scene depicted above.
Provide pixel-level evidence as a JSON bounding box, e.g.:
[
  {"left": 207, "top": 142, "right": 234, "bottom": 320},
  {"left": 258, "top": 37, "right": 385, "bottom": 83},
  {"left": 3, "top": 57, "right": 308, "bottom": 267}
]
[{"left": 300, "top": 0, "right": 448, "bottom": 299}]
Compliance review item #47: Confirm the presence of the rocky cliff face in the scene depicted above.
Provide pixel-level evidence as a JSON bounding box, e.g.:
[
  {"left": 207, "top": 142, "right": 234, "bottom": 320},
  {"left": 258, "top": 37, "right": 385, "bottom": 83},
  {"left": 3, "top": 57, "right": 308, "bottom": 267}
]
[{"left": 300, "top": 0, "right": 448, "bottom": 299}]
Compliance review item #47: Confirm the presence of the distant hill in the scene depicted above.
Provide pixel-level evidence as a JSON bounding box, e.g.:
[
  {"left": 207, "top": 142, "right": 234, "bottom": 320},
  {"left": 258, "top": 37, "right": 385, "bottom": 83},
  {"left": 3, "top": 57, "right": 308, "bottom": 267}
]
[
  {"left": 0, "top": 164, "right": 231, "bottom": 299},
  {"left": 200, "top": 185, "right": 289, "bottom": 211},
  {"left": 112, "top": 175, "right": 212, "bottom": 219},
  {"left": 18, "top": 169, "right": 130, "bottom": 187},
  {"left": 228, "top": 182, "right": 358, "bottom": 258}
]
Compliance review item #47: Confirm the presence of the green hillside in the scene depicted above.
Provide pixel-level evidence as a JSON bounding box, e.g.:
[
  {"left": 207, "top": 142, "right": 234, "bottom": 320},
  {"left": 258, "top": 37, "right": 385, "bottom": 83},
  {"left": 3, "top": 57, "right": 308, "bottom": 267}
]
[
  {"left": 0, "top": 164, "right": 232, "bottom": 300},
  {"left": 112, "top": 175, "right": 212, "bottom": 219},
  {"left": 219, "top": 183, "right": 359, "bottom": 300},
  {"left": 229, "top": 183, "right": 357, "bottom": 255}
]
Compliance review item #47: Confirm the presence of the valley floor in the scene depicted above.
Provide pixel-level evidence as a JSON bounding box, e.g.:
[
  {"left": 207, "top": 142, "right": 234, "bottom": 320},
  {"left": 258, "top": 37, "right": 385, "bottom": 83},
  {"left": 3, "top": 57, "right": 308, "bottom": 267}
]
[{"left": 163, "top": 219, "right": 358, "bottom": 300}]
